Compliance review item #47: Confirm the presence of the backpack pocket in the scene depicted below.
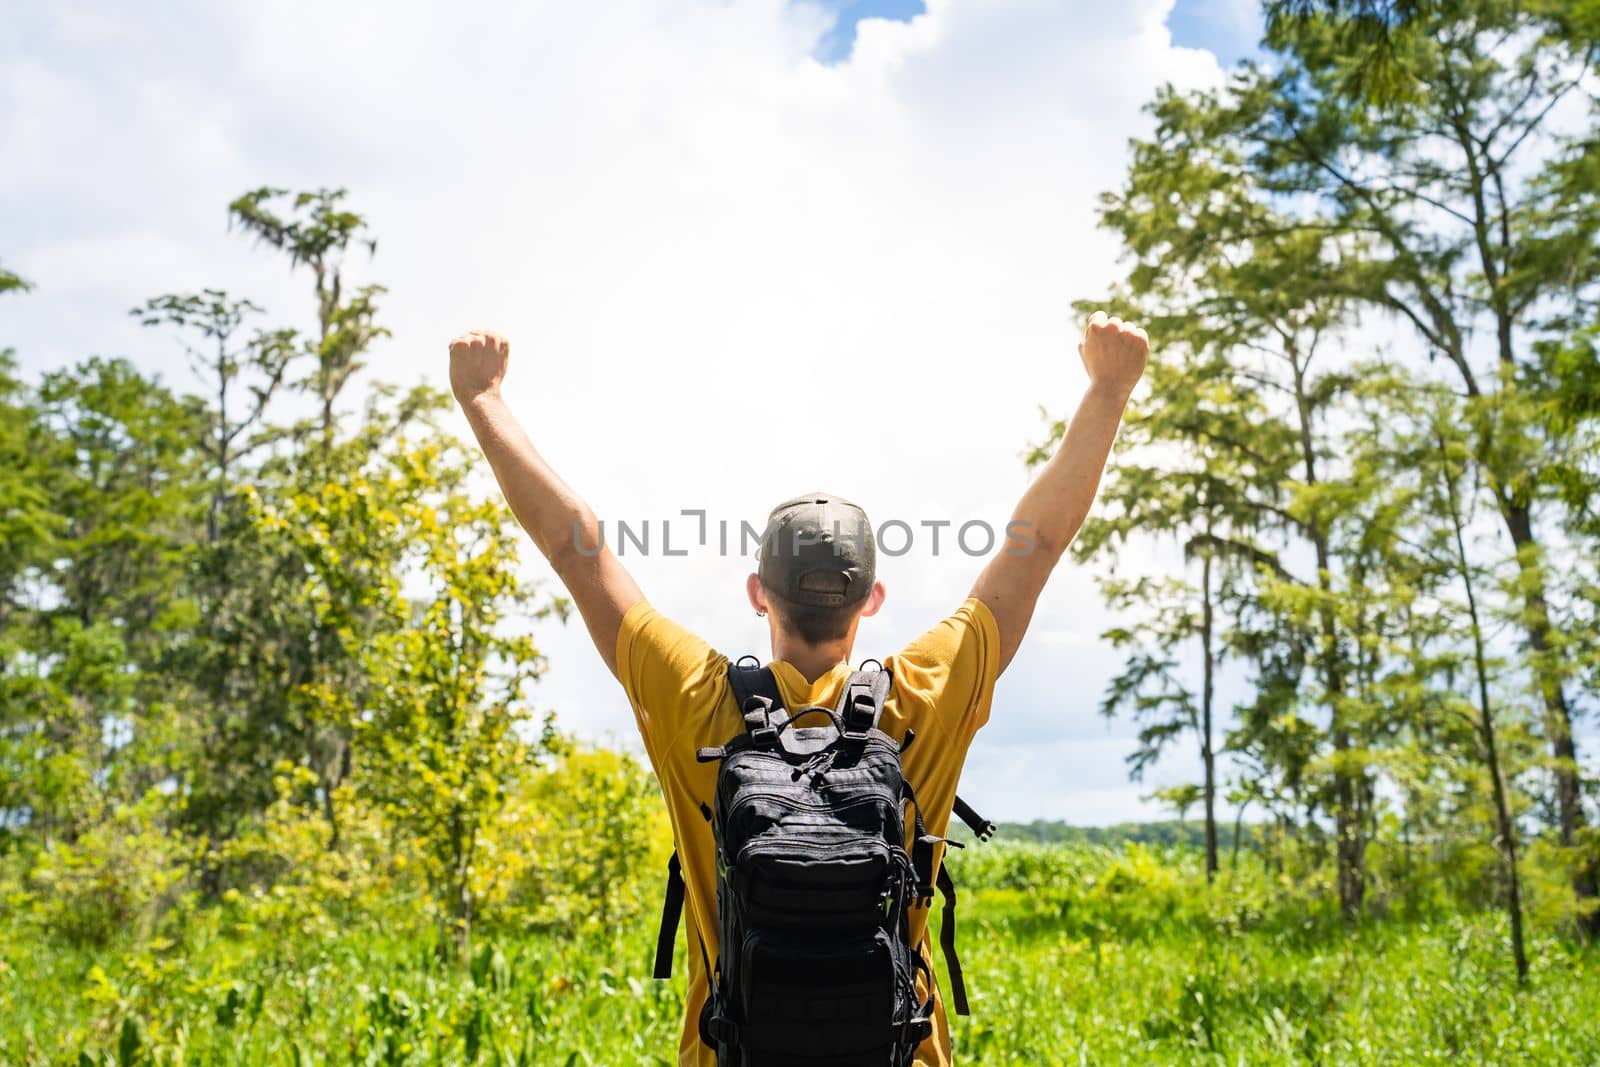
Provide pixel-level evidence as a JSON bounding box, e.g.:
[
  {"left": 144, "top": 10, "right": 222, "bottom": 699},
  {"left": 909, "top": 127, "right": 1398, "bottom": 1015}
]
[
  {"left": 736, "top": 836, "right": 901, "bottom": 931},
  {"left": 732, "top": 926, "right": 904, "bottom": 1065},
  {"left": 723, "top": 790, "right": 899, "bottom": 853}
]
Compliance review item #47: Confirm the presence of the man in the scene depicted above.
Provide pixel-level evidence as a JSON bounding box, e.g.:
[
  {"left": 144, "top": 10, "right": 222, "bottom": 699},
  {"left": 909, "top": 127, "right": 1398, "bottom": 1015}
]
[{"left": 449, "top": 312, "right": 1149, "bottom": 1066}]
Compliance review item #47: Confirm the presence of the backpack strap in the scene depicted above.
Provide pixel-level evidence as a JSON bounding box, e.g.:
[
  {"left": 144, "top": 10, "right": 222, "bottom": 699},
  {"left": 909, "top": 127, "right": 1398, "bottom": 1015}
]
[
  {"left": 728, "top": 660, "right": 783, "bottom": 748},
  {"left": 952, "top": 795, "right": 996, "bottom": 842},
  {"left": 728, "top": 659, "right": 784, "bottom": 712},
  {"left": 653, "top": 850, "right": 686, "bottom": 979},
  {"left": 935, "top": 862, "right": 970, "bottom": 1015},
  {"left": 655, "top": 804, "right": 714, "bottom": 980},
  {"left": 901, "top": 777, "right": 973, "bottom": 1017},
  {"left": 837, "top": 667, "right": 892, "bottom": 739}
]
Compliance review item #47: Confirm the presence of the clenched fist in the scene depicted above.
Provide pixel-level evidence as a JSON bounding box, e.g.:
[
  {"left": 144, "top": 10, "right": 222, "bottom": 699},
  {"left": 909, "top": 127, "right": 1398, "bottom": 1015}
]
[
  {"left": 1078, "top": 311, "right": 1148, "bottom": 397},
  {"left": 449, "top": 329, "right": 509, "bottom": 406}
]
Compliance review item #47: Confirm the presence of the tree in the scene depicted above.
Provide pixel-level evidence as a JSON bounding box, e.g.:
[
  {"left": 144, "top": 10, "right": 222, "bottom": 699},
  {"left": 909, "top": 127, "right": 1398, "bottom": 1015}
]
[
  {"left": 3, "top": 359, "right": 207, "bottom": 850},
  {"left": 33, "top": 359, "right": 207, "bottom": 669},
  {"left": 1079, "top": 0, "right": 1600, "bottom": 925},
  {"left": 1057, "top": 336, "right": 1290, "bottom": 883},
  {"left": 228, "top": 188, "right": 388, "bottom": 456},
  {"left": 1435, "top": 412, "right": 1529, "bottom": 979},
  {"left": 177, "top": 385, "right": 451, "bottom": 862},
  {"left": 345, "top": 437, "right": 554, "bottom": 957},
  {"left": 1073, "top": 77, "right": 1391, "bottom": 913},
  {"left": 203, "top": 188, "right": 398, "bottom": 849},
  {"left": 132, "top": 290, "right": 297, "bottom": 541},
  {"left": 1334, "top": 363, "right": 1538, "bottom": 970}
]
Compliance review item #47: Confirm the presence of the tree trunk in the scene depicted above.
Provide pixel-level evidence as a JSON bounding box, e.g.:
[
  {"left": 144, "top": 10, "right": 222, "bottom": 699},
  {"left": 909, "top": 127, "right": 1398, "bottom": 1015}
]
[
  {"left": 1445, "top": 435, "right": 1529, "bottom": 978},
  {"left": 1288, "top": 345, "right": 1364, "bottom": 919},
  {"left": 1502, "top": 501, "right": 1596, "bottom": 937},
  {"left": 1201, "top": 549, "right": 1219, "bottom": 883}
]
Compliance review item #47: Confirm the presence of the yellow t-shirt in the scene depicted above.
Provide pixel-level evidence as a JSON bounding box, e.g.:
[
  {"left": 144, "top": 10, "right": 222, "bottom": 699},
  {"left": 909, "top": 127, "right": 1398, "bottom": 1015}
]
[{"left": 615, "top": 596, "right": 1001, "bottom": 1067}]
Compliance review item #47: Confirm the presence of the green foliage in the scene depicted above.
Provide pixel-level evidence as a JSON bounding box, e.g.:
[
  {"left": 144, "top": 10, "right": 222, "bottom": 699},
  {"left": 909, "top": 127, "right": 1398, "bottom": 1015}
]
[
  {"left": 131, "top": 288, "right": 297, "bottom": 539},
  {"left": 4, "top": 840, "right": 1598, "bottom": 1065},
  {"left": 0, "top": 191, "right": 566, "bottom": 963},
  {"left": 0, "top": 260, "right": 31, "bottom": 296},
  {"left": 8, "top": 792, "right": 193, "bottom": 947},
  {"left": 500, "top": 744, "right": 672, "bottom": 935},
  {"left": 345, "top": 438, "right": 555, "bottom": 954},
  {"left": 986, "top": 818, "right": 1262, "bottom": 851}
]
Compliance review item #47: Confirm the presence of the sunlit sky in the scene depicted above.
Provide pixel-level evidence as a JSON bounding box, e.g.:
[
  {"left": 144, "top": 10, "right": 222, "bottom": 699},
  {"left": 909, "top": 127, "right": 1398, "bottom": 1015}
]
[{"left": 4, "top": 0, "right": 1268, "bottom": 823}]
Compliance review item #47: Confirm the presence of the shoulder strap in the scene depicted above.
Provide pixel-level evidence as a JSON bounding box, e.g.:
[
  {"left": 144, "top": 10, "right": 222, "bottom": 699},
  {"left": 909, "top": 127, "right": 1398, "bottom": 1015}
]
[
  {"left": 727, "top": 660, "right": 783, "bottom": 714},
  {"left": 836, "top": 667, "right": 892, "bottom": 737},
  {"left": 727, "top": 660, "right": 784, "bottom": 748}
]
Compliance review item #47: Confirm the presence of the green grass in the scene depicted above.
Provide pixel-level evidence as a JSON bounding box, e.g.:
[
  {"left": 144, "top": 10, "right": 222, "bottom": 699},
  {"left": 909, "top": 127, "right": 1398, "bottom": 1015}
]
[{"left": 3, "top": 843, "right": 1597, "bottom": 1065}]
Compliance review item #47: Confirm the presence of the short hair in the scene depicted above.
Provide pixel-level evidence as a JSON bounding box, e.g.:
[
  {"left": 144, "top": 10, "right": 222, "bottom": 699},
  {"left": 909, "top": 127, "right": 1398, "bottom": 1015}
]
[{"left": 763, "top": 570, "right": 858, "bottom": 645}]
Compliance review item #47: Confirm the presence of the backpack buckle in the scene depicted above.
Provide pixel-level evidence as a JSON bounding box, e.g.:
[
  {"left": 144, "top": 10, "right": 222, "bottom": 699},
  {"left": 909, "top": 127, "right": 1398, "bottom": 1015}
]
[
  {"left": 742, "top": 695, "right": 778, "bottom": 747},
  {"left": 843, "top": 689, "right": 875, "bottom": 735}
]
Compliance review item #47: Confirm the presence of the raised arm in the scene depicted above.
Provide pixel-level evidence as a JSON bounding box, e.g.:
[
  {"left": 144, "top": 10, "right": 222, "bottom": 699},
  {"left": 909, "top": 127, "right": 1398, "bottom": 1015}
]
[
  {"left": 449, "top": 329, "right": 643, "bottom": 678},
  {"left": 970, "top": 311, "right": 1148, "bottom": 674}
]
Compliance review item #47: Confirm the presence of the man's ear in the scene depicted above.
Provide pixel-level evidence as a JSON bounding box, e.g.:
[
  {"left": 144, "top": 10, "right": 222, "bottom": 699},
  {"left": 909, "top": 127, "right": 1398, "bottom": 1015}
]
[
  {"left": 857, "top": 579, "right": 887, "bottom": 618},
  {"left": 746, "top": 573, "right": 769, "bottom": 614}
]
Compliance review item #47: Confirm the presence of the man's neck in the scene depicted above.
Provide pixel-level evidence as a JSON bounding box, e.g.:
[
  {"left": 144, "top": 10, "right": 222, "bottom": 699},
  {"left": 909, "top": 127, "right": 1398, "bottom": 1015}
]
[{"left": 771, "top": 636, "right": 852, "bottom": 685}]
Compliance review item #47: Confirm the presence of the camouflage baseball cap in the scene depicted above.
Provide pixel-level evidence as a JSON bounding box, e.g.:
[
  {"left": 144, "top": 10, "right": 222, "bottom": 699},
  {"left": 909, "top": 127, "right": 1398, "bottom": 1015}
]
[{"left": 756, "top": 492, "right": 876, "bottom": 608}]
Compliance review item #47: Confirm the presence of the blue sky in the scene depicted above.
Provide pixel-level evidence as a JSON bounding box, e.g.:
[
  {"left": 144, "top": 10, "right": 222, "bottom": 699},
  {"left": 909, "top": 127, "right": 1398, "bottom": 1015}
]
[
  {"left": 1165, "top": 0, "right": 1263, "bottom": 67},
  {"left": 810, "top": 0, "right": 1261, "bottom": 66}
]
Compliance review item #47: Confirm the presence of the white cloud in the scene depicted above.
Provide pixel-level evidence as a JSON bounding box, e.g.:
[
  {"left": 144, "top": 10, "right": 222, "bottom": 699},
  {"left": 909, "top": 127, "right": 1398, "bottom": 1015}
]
[{"left": 2, "top": 0, "right": 1229, "bottom": 822}]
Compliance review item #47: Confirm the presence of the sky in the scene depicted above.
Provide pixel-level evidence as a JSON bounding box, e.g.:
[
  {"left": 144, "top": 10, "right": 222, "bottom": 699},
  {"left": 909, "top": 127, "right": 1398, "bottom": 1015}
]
[{"left": 1, "top": 0, "right": 1268, "bottom": 823}]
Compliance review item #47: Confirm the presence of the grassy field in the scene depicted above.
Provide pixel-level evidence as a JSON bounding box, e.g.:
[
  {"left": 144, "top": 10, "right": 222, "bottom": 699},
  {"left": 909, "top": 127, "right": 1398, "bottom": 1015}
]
[{"left": 4, "top": 842, "right": 1598, "bottom": 1066}]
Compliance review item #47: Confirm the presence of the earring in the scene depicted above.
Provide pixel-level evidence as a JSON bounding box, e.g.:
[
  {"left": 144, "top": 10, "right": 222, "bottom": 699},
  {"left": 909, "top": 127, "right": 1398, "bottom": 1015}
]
[{"left": 757, "top": 611, "right": 766, "bottom": 618}]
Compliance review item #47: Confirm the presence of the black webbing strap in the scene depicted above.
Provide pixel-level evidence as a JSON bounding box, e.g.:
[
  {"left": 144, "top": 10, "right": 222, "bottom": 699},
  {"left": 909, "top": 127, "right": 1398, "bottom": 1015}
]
[
  {"left": 935, "top": 862, "right": 970, "bottom": 1015},
  {"left": 728, "top": 661, "right": 783, "bottom": 712},
  {"left": 902, "top": 779, "right": 964, "bottom": 906},
  {"left": 728, "top": 662, "right": 784, "bottom": 747},
  {"left": 837, "top": 667, "right": 892, "bottom": 737},
  {"left": 653, "top": 850, "right": 685, "bottom": 979},
  {"left": 952, "top": 795, "right": 996, "bottom": 841},
  {"left": 696, "top": 926, "right": 722, "bottom": 1051}
]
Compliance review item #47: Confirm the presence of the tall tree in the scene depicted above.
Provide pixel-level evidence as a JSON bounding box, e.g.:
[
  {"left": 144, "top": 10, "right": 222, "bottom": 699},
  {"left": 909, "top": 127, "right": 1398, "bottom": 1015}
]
[
  {"left": 1337, "top": 363, "right": 1538, "bottom": 970},
  {"left": 33, "top": 359, "right": 207, "bottom": 666},
  {"left": 179, "top": 385, "right": 450, "bottom": 861},
  {"left": 1435, "top": 413, "right": 1529, "bottom": 980},
  {"left": 1079, "top": 80, "right": 1384, "bottom": 913},
  {"left": 1058, "top": 338, "right": 1290, "bottom": 883},
  {"left": 214, "top": 188, "right": 395, "bottom": 847}
]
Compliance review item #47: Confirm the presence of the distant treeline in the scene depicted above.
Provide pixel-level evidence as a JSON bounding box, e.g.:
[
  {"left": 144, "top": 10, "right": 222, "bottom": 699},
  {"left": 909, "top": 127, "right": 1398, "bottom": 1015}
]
[{"left": 978, "top": 819, "right": 1263, "bottom": 851}]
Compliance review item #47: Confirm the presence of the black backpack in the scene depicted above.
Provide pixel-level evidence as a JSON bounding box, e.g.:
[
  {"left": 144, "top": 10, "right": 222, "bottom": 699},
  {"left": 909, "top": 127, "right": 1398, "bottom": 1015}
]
[{"left": 652, "top": 657, "right": 996, "bottom": 1067}]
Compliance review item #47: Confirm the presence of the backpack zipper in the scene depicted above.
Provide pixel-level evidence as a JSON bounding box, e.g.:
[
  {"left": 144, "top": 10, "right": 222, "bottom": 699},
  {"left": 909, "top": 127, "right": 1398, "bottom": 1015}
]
[
  {"left": 791, "top": 750, "right": 838, "bottom": 782},
  {"left": 723, "top": 789, "right": 895, "bottom": 821}
]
